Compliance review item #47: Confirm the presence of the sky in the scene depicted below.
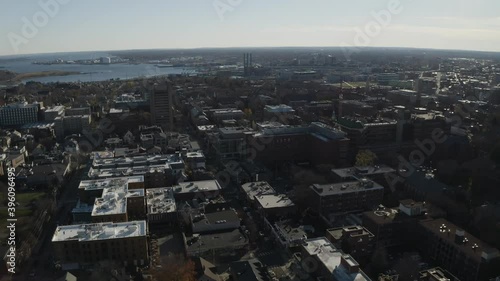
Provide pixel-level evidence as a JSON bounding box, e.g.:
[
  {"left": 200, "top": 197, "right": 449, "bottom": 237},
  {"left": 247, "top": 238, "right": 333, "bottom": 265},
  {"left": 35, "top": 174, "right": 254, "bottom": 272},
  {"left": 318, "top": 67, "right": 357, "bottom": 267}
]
[{"left": 1, "top": 0, "right": 500, "bottom": 56}]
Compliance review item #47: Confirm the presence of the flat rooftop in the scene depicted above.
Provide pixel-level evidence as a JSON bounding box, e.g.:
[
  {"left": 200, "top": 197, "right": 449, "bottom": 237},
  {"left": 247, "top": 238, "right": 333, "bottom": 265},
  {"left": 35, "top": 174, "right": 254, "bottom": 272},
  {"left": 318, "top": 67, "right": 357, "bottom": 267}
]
[
  {"left": 45, "top": 105, "right": 65, "bottom": 112},
  {"left": 186, "top": 229, "right": 248, "bottom": 252},
  {"left": 310, "top": 178, "right": 383, "bottom": 196},
  {"left": 418, "top": 267, "right": 460, "bottom": 281},
  {"left": 21, "top": 122, "right": 55, "bottom": 129},
  {"left": 192, "top": 210, "right": 240, "bottom": 228},
  {"left": 146, "top": 187, "right": 177, "bottom": 214},
  {"left": 52, "top": 220, "right": 147, "bottom": 242},
  {"left": 363, "top": 206, "right": 405, "bottom": 225},
  {"left": 88, "top": 163, "right": 178, "bottom": 179},
  {"left": 303, "top": 238, "right": 345, "bottom": 275},
  {"left": 254, "top": 122, "right": 346, "bottom": 140},
  {"left": 327, "top": 225, "right": 374, "bottom": 241},
  {"left": 274, "top": 220, "right": 308, "bottom": 243},
  {"left": 92, "top": 153, "right": 183, "bottom": 169},
  {"left": 91, "top": 181, "right": 144, "bottom": 217},
  {"left": 174, "top": 180, "right": 221, "bottom": 194},
  {"left": 332, "top": 165, "right": 396, "bottom": 179},
  {"left": 302, "top": 237, "right": 370, "bottom": 281},
  {"left": 241, "top": 181, "right": 276, "bottom": 201},
  {"left": 255, "top": 194, "right": 295, "bottom": 209},
  {"left": 186, "top": 151, "right": 204, "bottom": 159},
  {"left": 78, "top": 176, "right": 144, "bottom": 192},
  {"left": 419, "top": 218, "right": 500, "bottom": 263},
  {"left": 92, "top": 151, "right": 115, "bottom": 159},
  {"left": 91, "top": 186, "right": 141, "bottom": 217},
  {"left": 265, "top": 104, "right": 295, "bottom": 113}
]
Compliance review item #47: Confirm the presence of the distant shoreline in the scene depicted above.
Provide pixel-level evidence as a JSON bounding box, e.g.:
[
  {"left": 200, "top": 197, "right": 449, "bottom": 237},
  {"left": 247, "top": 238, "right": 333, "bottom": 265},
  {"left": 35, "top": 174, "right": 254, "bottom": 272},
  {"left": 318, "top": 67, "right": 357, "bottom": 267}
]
[{"left": 0, "top": 70, "right": 80, "bottom": 83}]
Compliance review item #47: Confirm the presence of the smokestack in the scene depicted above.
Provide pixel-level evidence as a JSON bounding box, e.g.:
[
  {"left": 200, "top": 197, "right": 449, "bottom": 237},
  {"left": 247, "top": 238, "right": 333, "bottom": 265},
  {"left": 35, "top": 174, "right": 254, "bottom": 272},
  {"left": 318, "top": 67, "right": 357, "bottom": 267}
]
[{"left": 243, "top": 53, "right": 249, "bottom": 76}]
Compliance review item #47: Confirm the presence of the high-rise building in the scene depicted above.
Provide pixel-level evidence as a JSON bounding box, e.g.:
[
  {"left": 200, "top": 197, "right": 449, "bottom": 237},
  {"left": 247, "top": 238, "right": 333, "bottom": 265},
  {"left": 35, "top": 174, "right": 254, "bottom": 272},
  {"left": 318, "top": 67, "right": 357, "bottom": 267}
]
[
  {"left": 0, "top": 102, "right": 41, "bottom": 127},
  {"left": 150, "top": 82, "right": 173, "bottom": 131}
]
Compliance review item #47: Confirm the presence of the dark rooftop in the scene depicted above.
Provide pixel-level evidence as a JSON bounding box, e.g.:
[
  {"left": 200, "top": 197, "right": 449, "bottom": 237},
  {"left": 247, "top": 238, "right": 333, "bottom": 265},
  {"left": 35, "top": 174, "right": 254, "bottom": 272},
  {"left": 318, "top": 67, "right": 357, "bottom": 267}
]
[
  {"left": 332, "top": 165, "right": 396, "bottom": 179},
  {"left": 310, "top": 178, "right": 383, "bottom": 196},
  {"left": 419, "top": 218, "right": 499, "bottom": 263},
  {"left": 186, "top": 229, "right": 248, "bottom": 253}
]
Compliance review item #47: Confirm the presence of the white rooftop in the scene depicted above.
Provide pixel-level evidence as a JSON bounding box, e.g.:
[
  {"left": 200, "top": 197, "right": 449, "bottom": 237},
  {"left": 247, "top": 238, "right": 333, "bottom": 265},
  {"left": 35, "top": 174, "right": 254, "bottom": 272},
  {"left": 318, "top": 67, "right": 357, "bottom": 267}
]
[
  {"left": 173, "top": 180, "right": 221, "bottom": 194},
  {"left": 265, "top": 104, "right": 295, "bottom": 113},
  {"left": 92, "top": 153, "right": 183, "bottom": 169},
  {"left": 255, "top": 194, "right": 294, "bottom": 209},
  {"left": 146, "top": 187, "right": 177, "bottom": 214},
  {"left": 78, "top": 176, "right": 144, "bottom": 191},
  {"left": 88, "top": 163, "right": 178, "bottom": 179},
  {"left": 186, "top": 151, "right": 205, "bottom": 158},
  {"left": 241, "top": 181, "right": 276, "bottom": 201},
  {"left": 303, "top": 238, "right": 340, "bottom": 273},
  {"left": 303, "top": 238, "right": 371, "bottom": 281},
  {"left": 310, "top": 178, "right": 384, "bottom": 196},
  {"left": 91, "top": 181, "right": 144, "bottom": 217},
  {"left": 52, "top": 221, "right": 147, "bottom": 242}
]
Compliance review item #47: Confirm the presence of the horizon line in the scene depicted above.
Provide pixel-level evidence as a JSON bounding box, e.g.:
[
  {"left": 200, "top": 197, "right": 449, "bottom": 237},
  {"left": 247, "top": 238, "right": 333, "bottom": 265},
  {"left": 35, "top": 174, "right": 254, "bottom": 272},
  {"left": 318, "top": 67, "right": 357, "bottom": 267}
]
[{"left": 2, "top": 45, "right": 500, "bottom": 59}]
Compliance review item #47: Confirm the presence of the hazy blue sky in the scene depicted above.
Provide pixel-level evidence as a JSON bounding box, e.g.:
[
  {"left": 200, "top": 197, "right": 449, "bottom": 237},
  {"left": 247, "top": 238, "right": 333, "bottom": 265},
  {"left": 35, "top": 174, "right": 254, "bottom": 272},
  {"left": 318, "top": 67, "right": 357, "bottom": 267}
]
[{"left": 1, "top": 0, "right": 499, "bottom": 56}]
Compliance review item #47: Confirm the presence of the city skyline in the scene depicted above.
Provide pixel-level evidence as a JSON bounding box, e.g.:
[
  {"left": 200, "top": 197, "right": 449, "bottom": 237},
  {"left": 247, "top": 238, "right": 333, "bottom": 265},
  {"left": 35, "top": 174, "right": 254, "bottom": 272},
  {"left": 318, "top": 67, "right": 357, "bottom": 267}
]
[{"left": 1, "top": 0, "right": 500, "bottom": 56}]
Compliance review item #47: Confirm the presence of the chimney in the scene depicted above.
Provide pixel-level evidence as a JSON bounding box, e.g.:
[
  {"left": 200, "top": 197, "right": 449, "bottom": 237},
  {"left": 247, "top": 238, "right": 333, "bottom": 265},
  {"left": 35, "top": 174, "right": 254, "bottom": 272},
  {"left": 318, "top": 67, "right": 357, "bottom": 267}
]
[{"left": 340, "top": 255, "right": 359, "bottom": 274}]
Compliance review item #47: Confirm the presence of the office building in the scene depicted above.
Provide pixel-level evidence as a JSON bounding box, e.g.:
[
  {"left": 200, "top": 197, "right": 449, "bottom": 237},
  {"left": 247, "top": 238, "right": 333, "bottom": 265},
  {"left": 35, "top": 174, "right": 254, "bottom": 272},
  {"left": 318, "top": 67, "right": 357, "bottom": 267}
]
[
  {"left": 309, "top": 178, "right": 384, "bottom": 216},
  {"left": 418, "top": 218, "right": 500, "bottom": 281},
  {"left": 146, "top": 187, "right": 177, "bottom": 224},
  {"left": 0, "top": 102, "right": 40, "bottom": 127},
  {"left": 255, "top": 194, "right": 296, "bottom": 219},
  {"left": 418, "top": 267, "right": 461, "bottom": 281},
  {"left": 240, "top": 181, "right": 276, "bottom": 205},
  {"left": 88, "top": 154, "right": 185, "bottom": 188},
  {"left": 65, "top": 107, "right": 91, "bottom": 116},
  {"left": 331, "top": 165, "right": 396, "bottom": 188},
  {"left": 211, "top": 127, "right": 254, "bottom": 161},
  {"left": 338, "top": 100, "right": 376, "bottom": 117},
  {"left": 172, "top": 180, "right": 222, "bottom": 201},
  {"left": 298, "top": 237, "right": 372, "bottom": 281},
  {"left": 335, "top": 116, "right": 398, "bottom": 163},
  {"left": 326, "top": 225, "right": 375, "bottom": 260},
  {"left": 74, "top": 176, "right": 145, "bottom": 223},
  {"left": 91, "top": 181, "right": 145, "bottom": 223},
  {"left": 410, "top": 111, "right": 448, "bottom": 141},
  {"left": 250, "top": 122, "right": 349, "bottom": 167},
  {"left": 44, "top": 105, "right": 65, "bottom": 121},
  {"left": 191, "top": 209, "right": 240, "bottom": 234},
  {"left": 150, "top": 82, "right": 173, "bottom": 131},
  {"left": 264, "top": 104, "right": 296, "bottom": 122},
  {"left": 362, "top": 200, "right": 427, "bottom": 248},
  {"left": 208, "top": 108, "right": 245, "bottom": 123},
  {"left": 269, "top": 220, "right": 308, "bottom": 248},
  {"left": 184, "top": 151, "right": 206, "bottom": 170},
  {"left": 52, "top": 221, "right": 149, "bottom": 268}
]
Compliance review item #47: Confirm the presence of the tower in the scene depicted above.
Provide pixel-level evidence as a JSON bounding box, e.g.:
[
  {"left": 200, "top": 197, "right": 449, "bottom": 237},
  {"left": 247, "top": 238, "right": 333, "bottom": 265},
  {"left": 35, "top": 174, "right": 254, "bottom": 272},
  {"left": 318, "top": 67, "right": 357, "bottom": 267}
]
[
  {"left": 150, "top": 81, "right": 173, "bottom": 131},
  {"left": 243, "top": 53, "right": 252, "bottom": 76}
]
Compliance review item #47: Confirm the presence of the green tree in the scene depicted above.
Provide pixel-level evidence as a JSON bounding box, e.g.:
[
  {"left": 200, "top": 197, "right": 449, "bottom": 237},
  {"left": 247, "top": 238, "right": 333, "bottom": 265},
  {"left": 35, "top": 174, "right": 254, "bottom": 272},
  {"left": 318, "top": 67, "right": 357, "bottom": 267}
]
[{"left": 355, "top": 150, "right": 377, "bottom": 166}]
